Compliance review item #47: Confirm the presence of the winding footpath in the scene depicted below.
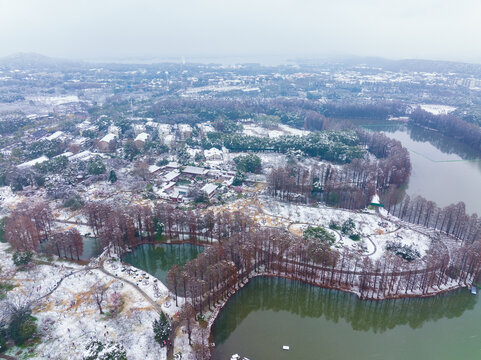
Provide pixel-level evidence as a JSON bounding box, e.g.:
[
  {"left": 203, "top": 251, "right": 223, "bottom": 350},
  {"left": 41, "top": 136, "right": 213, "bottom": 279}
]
[
  {"left": 34, "top": 259, "right": 173, "bottom": 359},
  {"left": 97, "top": 259, "right": 163, "bottom": 314},
  {"left": 97, "top": 260, "right": 174, "bottom": 359}
]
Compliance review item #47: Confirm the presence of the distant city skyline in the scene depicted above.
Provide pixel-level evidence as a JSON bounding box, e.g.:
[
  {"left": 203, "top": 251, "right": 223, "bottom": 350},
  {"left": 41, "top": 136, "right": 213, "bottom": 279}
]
[{"left": 1, "top": 0, "right": 481, "bottom": 64}]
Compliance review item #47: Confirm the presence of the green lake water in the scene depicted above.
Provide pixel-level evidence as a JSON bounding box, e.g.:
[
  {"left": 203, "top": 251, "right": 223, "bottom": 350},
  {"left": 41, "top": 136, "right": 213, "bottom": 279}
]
[
  {"left": 121, "top": 243, "right": 204, "bottom": 283},
  {"left": 358, "top": 121, "right": 481, "bottom": 215},
  {"left": 119, "top": 122, "right": 481, "bottom": 360},
  {"left": 384, "top": 125, "right": 481, "bottom": 215},
  {"left": 79, "top": 237, "right": 99, "bottom": 261},
  {"left": 212, "top": 277, "right": 479, "bottom": 360}
]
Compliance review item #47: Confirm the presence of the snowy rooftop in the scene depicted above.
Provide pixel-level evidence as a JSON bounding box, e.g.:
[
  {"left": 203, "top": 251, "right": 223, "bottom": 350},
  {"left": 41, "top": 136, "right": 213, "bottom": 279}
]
[
  {"left": 178, "top": 124, "right": 192, "bottom": 132},
  {"left": 45, "top": 131, "right": 64, "bottom": 141},
  {"left": 18, "top": 155, "right": 49, "bottom": 168},
  {"left": 182, "top": 166, "right": 208, "bottom": 176},
  {"left": 54, "top": 151, "right": 73, "bottom": 158},
  {"left": 135, "top": 132, "right": 149, "bottom": 142},
  {"left": 164, "top": 161, "right": 179, "bottom": 169},
  {"left": 201, "top": 183, "right": 218, "bottom": 195},
  {"left": 148, "top": 165, "right": 161, "bottom": 173},
  {"left": 163, "top": 170, "right": 181, "bottom": 182},
  {"left": 69, "top": 150, "right": 93, "bottom": 161},
  {"left": 100, "top": 133, "right": 117, "bottom": 143},
  {"left": 158, "top": 124, "right": 171, "bottom": 132}
]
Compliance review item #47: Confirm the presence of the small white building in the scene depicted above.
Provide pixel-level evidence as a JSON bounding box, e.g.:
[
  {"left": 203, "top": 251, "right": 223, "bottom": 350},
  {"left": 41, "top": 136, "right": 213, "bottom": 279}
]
[
  {"left": 134, "top": 132, "right": 150, "bottom": 147},
  {"left": 201, "top": 183, "right": 218, "bottom": 198},
  {"left": 97, "top": 133, "right": 117, "bottom": 152},
  {"left": 198, "top": 122, "right": 214, "bottom": 134},
  {"left": 18, "top": 155, "right": 49, "bottom": 169},
  {"left": 177, "top": 124, "right": 192, "bottom": 139},
  {"left": 204, "top": 147, "right": 223, "bottom": 161},
  {"left": 158, "top": 124, "right": 172, "bottom": 138},
  {"left": 163, "top": 134, "right": 175, "bottom": 148}
]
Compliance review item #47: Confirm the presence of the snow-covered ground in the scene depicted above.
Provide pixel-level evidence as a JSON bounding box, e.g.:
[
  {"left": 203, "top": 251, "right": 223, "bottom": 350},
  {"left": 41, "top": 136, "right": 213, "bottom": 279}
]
[
  {"left": 0, "top": 242, "right": 198, "bottom": 360},
  {"left": 259, "top": 198, "right": 431, "bottom": 261},
  {"left": 418, "top": 104, "right": 456, "bottom": 115},
  {"left": 242, "top": 123, "right": 309, "bottom": 138},
  {"left": 26, "top": 95, "right": 80, "bottom": 106},
  {"left": 0, "top": 186, "right": 24, "bottom": 216}
]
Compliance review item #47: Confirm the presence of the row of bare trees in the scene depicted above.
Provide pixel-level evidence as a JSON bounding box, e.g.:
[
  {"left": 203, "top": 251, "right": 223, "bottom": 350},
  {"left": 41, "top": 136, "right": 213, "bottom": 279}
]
[
  {"left": 82, "top": 201, "right": 257, "bottom": 254},
  {"left": 4, "top": 202, "right": 83, "bottom": 260},
  {"left": 268, "top": 161, "right": 377, "bottom": 209},
  {"left": 267, "top": 131, "right": 411, "bottom": 209},
  {"left": 381, "top": 189, "right": 481, "bottom": 244},
  {"left": 167, "top": 219, "right": 481, "bottom": 312},
  {"left": 410, "top": 108, "right": 481, "bottom": 152}
]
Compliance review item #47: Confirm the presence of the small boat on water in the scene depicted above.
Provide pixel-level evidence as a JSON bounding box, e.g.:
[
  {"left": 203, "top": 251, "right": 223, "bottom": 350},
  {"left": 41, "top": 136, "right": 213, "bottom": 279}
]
[
  {"left": 283, "top": 345, "right": 290, "bottom": 350},
  {"left": 230, "top": 355, "right": 250, "bottom": 360},
  {"left": 471, "top": 285, "right": 477, "bottom": 295}
]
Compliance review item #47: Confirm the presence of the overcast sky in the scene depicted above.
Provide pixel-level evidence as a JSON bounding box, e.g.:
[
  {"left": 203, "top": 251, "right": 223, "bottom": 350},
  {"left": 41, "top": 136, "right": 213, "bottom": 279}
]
[{"left": 1, "top": 0, "right": 480, "bottom": 63}]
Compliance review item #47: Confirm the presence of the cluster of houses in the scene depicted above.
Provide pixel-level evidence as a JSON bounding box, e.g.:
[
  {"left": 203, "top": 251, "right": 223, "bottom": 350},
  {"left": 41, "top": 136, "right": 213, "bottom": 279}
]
[
  {"left": 95, "top": 121, "right": 196, "bottom": 152},
  {"left": 149, "top": 162, "right": 235, "bottom": 203},
  {"left": 11, "top": 115, "right": 237, "bottom": 205}
]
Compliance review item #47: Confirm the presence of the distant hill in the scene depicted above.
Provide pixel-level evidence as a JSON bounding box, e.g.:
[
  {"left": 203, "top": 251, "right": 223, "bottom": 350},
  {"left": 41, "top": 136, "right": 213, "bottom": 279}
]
[
  {"left": 0, "top": 52, "right": 85, "bottom": 70},
  {"left": 297, "top": 55, "right": 481, "bottom": 76}
]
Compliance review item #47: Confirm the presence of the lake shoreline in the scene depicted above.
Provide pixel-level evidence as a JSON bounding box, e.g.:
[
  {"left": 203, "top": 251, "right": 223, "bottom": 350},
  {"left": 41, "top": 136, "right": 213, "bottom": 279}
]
[{"left": 207, "top": 272, "right": 468, "bottom": 355}]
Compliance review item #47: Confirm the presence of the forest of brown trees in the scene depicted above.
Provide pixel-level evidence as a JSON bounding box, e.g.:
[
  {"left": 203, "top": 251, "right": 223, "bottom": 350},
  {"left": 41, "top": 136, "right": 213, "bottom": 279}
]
[
  {"left": 5, "top": 198, "right": 481, "bottom": 323},
  {"left": 410, "top": 108, "right": 481, "bottom": 152},
  {"left": 167, "top": 213, "right": 481, "bottom": 315},
  {"left": 267, "top": 130, "right": 411, "bottom": 209},
  {"left": 5, "top": 202, "right": 83, "bottom": 260},
  {"left": 380, "top": 189, "right": 481, "bottom": 244}
]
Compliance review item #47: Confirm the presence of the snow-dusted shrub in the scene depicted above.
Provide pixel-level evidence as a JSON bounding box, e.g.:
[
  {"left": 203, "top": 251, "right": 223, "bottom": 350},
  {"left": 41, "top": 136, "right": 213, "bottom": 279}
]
[
  {"left": 329, "top": 220, "right": 341, "bottom": 230},
  {"left": 341, "top": 218, "right": 356, "bottom": 235},
  {"left": 83, "top": 340, "right": 127, "bottom": 360},
  {"left": 386, "top": 241, "right": 420, "bottom": 261},
  {"left": 153, "top": 312, "right": 171, "bottom": 346},
  {"left": 12, "top": 252, "right": 33, "bottom": 270},
  {"left": 303, "top": 226, "right": 336, "bottom": 245}
]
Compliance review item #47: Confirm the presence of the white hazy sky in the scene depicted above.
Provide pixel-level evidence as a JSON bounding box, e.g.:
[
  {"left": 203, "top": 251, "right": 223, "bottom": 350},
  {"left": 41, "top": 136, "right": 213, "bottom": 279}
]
[{"left": 1, "top": 0, "right": 480, "bottom": 63}]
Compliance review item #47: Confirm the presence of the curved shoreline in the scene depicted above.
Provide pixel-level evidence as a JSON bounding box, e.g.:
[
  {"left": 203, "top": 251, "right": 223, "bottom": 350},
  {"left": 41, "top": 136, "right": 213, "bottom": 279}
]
[
  {"left": 120, "top": 238, "right": 212, "bottom": 255},
  {"left": 206, "top": 272, "right": 467, "bottom": 352},
  {"left": 95, "top": 242, "right": 468, "bottom": 359}
]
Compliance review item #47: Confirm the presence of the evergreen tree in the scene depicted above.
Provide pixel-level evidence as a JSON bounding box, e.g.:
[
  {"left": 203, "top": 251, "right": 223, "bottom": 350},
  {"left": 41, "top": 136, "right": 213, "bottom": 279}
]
[
  {"left": 8, "top": 308, "right": 37, "bottom": 345},
  {"left": 232, "top": 171, "right": 245, "bottom": 186},
  {"left": 109, "top": 170, "right": 117, "bottom": 183},
  {"left": 88, "top": 157, "right": 106, "bottom": 175},
  {"left": 153, "top": 218, "right": 164, "bottom": 239},
  {"left": 303, "top": 226, "right": 336, "bottom": 245},
  {"left": 341, "top": 218, "right": 356, "bottom": 235},
  {"left": 233, "top": 153, "right": 262, "bottom": 173},
  {"left": 153, "top": 312, "right": 171, "bottom": 345},
  {"left": 12, "top": 251, "right": 33, "bottom": 269},
  {"left": 83, "top": 340, "right": 127, "bottom": 360},
  {"left": 0, "top": 217, "right": 5, "bottom": 243},
  {"left": 0, "top": 327, "right": 7, "bottom": 353}
]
